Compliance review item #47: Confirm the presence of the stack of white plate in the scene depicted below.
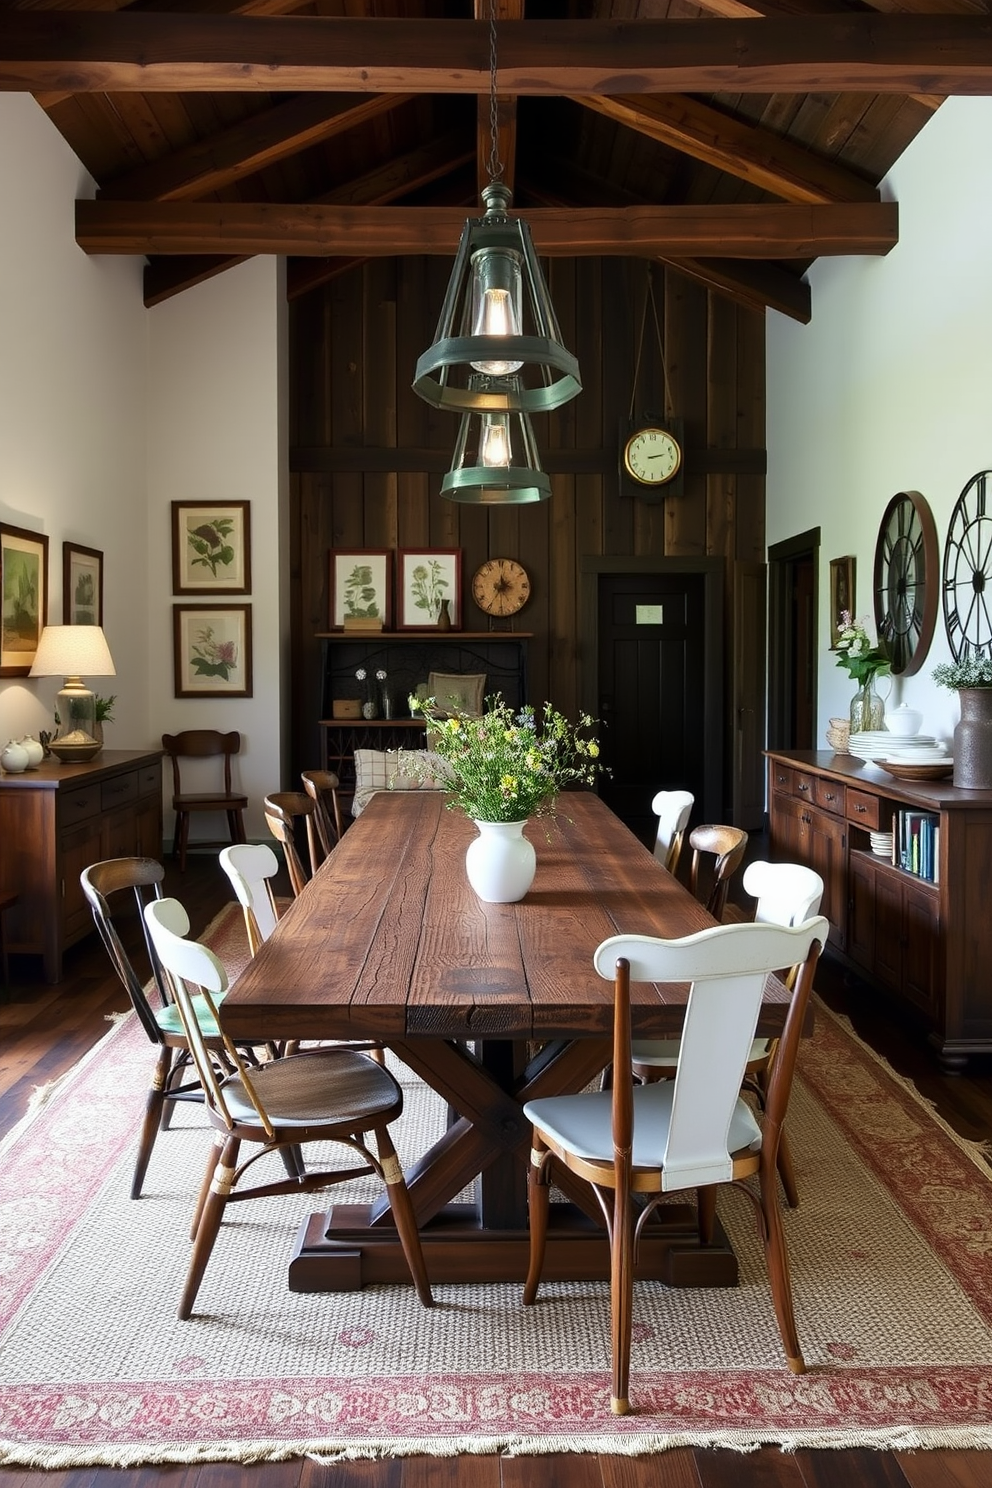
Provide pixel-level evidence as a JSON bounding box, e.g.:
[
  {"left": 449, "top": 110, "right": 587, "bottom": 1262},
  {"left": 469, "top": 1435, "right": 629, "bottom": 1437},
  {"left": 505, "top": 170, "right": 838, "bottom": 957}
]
[
  {"left": 883, "top": 745, "right": 950, "bottom": 763},
  {"left": 869, "top": 830, "right": 894, "bottom": 858},
  {"left": 848, "top": 731, "right": 943, "bottom": 762}
]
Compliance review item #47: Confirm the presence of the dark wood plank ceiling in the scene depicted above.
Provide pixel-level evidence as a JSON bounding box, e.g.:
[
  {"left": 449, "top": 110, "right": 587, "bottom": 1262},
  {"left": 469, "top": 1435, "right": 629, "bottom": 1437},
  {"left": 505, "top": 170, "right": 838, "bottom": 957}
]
[{"left": 3, "top": 0, "right": 986, "bottom": 320}]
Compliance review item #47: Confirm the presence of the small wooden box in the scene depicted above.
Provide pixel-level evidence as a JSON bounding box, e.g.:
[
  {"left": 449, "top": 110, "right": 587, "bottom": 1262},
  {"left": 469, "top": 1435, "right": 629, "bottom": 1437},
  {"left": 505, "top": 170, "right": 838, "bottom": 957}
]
[{"left": 332, "top": 699, "right": 362, "bottom": 720}]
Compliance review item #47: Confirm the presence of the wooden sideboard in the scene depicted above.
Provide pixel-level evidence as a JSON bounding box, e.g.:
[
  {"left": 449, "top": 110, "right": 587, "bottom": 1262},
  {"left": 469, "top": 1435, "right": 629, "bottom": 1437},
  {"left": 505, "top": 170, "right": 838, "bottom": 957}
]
[
  {"left": 0, "top": 749, "right": 163, "bottom": 983},
  {"left": 766, "top": 749, "right": 992, "bottom": 1072}
]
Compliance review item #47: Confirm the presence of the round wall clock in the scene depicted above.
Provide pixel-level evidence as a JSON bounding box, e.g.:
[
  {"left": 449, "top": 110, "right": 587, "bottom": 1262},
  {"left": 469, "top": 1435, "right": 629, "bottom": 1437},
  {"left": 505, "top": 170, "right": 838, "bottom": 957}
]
[
  {"left": 942, "top": 470, "right": 992, "bottom": 661},
  {"left": 622, "top": 424, "right": 683, "bottom": 488},
  {"left": 471, "top": 558, "right": 531, "bottom": 619},
  {"left": 872, "top": 489, "right": 939, "bottom": 675}
]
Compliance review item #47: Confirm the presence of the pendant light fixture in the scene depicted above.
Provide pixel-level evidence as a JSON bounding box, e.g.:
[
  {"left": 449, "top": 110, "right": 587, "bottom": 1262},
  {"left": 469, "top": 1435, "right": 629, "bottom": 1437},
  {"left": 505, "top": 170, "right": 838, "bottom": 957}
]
[{"left": 413, "top": 4, "right": 580, "bottom": 504}]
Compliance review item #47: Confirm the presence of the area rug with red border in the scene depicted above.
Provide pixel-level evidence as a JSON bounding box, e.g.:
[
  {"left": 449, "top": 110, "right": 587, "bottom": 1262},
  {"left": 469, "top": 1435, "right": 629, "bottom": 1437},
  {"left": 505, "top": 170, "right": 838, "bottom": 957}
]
[{"left": 2, "top": 905, "right": 992, "bottom": 1467}]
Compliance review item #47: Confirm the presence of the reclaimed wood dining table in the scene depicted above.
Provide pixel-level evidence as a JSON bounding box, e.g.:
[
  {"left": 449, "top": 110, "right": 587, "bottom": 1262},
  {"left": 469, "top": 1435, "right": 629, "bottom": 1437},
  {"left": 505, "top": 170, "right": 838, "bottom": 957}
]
[{"left": 220, "top": 790, "right": 795, "bottom": 1294}]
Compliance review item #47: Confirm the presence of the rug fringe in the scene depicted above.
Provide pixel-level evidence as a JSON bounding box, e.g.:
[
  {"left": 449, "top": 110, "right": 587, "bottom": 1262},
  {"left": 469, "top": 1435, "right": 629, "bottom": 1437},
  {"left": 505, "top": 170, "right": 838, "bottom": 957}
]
[
  {"left": 811, "top": 994, "right": 992, "bottom": 1170},
  {"left": 6, "top": 1423, "right": 992, "bottom": 1469}
]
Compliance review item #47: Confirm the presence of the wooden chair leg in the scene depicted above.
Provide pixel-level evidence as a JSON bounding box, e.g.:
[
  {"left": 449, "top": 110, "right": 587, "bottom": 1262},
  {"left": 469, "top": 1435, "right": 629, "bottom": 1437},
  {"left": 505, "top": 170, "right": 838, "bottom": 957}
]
[
  {"left": 131, "top": 1046, "right": 173, "bottom": 1199},
  {"left": 523, "top": 1139, "right": 550, "bottom": 1306},
  {"left": 760, "top": 1164, "right": 805, "bottom": 1374},
  {"left": 373, "top": 1125, "right": 433, "bottom": 1308},
  {"left": 179, "top": 1133, "right": 240, "bottom": 1320},
  {"left": 776, "top": 1129, "right": 800, "bottom": 1209},
  {"left": 610, "top": 1181, "right": 634, "bottom": 1416},
  {"left": 189, "top": 1132, "right": 224, "bottom": 1242}
]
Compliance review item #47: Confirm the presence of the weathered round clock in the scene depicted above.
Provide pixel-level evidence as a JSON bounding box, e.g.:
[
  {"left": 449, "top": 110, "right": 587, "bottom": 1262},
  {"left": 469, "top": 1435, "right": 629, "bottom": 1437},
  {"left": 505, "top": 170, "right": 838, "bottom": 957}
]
[
  {"left": 622, "top": 424, "right": 683, "bottom": 487},
  {"left": 471, "top": 558, "right": 531, "bottom": 619},
  {"left": 942, "top": 470, "right": 992, "bottom": 661},
  {"left": 872, "top": 489, "right": 939, "bottom": 675}
]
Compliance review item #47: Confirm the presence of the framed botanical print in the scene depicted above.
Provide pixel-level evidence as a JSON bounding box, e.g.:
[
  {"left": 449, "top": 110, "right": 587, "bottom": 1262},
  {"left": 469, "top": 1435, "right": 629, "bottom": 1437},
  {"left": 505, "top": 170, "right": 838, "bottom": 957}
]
[
  {"left": 829, "top": 555, "right": 856, "bottom": 649},
  {"left": 172, "top": 501, "right": 251, "bottom": 595},
  {"left": 1, "top": 521, "right": 48, "bottom": 677},
  {"left": 398, "top": 549, "right": 461, "bottom": 629},
  {"left": 329, "top": 549, "right": 392, "bottom": 629},
  {"left": 173, "top": 604, "right": 253, "bottom": 698},
  {"left": 63, "top": 542, "right": 103, "bottom": 626}
]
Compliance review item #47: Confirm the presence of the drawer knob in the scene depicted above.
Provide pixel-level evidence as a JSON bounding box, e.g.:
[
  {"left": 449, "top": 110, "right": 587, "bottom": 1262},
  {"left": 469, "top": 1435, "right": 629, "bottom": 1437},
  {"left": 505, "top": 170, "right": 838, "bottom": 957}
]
[
  {"left": 825, "top": 792, "right": 836, "bottom": 802},
  {"left": 856, "top": 804, "right": 867, "bottom": 814},
  {"left": 797, "top": 783, "right": 809, "bottom": 793}
]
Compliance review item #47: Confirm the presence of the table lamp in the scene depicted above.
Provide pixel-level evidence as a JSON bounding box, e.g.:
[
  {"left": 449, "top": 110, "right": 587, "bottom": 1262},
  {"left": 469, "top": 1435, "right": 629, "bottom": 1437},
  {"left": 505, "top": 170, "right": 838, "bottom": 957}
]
[{"left": 29, "top": 625, "right": 117, "bottom": 762}]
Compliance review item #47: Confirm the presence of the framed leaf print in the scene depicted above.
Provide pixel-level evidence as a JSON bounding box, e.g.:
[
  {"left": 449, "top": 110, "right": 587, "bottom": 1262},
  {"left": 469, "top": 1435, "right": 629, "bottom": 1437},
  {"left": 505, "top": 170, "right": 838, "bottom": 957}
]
[
  {"left": 172, "top": 501, "right": 251, "bottom": 595},
  {"left": 328, "top": 549, "right": 392, "bottom": 629},
  {"left": 63, "top": 542, "right": 103, "bottom": 626},
  {"left": 1, "top": 522, "right": 48, "bottom": 677},
  {"left": 173, "top": 604, "right": 253, "bottom": 698},
  {"left": 398, "top": 549, "right": 461, "bottom": 629}
]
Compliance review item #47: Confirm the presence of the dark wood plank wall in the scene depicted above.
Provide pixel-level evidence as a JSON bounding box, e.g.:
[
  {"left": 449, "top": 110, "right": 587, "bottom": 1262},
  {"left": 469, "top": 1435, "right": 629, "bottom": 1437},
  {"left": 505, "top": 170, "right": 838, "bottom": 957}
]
[{"left": 288, "top": 256, "right": 766, "bottom": 797}]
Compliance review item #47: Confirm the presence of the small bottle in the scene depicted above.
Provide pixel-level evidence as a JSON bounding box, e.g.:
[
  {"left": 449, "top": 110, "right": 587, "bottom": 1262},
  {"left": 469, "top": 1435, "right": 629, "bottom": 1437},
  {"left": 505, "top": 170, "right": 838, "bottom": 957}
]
[{"left": 437, "top": 598, "right": 452, "bottom": 632}]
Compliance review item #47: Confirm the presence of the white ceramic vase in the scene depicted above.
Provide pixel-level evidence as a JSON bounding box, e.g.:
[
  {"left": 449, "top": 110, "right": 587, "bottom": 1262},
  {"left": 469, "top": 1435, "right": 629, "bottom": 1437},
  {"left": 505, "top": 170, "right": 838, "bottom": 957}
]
[
  {"left": 1, "top": 739, "right": 29, "bottom": 773},
  {"left": 465, "top": 819, "right": 536, "bottom": 903},
  {"left": 19, "top": 735, "right": 44, "bottom": 768}
]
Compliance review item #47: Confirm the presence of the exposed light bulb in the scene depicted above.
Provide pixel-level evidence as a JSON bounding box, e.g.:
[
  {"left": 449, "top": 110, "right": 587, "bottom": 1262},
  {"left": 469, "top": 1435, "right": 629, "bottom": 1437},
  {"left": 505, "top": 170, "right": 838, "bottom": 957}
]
[
  {"left": 469, "top": 249, "right": 523, "bottom": 374},
  {"left": 480, "top": 415, "right": 512, "bottom": 467}
]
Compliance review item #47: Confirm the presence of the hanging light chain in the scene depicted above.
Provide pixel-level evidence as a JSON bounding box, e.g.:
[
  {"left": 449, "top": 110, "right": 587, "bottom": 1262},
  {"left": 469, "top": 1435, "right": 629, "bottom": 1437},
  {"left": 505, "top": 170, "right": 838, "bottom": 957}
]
[{"left": 487, "top": 1, "right": 503, "bottom": 186}]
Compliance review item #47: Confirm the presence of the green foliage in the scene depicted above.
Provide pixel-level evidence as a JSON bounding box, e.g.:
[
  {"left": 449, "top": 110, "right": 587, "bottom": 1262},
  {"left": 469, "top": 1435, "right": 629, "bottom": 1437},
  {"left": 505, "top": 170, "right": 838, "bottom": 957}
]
[
  {"left": 94, "top": 694, "right": 116, "bottom": 723},
  {"left": 187, "top": 518, "right": 236, "bottom": 578},
  {"left": 932, "top": 655, "right": 992, "bottom": 689},
  {"left": 408, "top": 695, "right": 605, "bottom": 823},
  {"left": 343, "top": 564, "right": 381, "bottom": 619}
]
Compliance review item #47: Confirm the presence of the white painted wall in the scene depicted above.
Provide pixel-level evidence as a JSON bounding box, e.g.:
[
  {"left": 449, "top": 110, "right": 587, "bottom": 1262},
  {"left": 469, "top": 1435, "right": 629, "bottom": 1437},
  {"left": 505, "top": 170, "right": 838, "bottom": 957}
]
[
  {"left": 767, "top": 96, "right": 992, "bottom": 748},
  {"left": 0, "top": 95, "right": 288, "bottom": 845},
  {"left": 0, "top": 94, "right": 148, "bottom": 748},
  {"left": 147, "top": 257, "right": 289, "bottom": 842}
]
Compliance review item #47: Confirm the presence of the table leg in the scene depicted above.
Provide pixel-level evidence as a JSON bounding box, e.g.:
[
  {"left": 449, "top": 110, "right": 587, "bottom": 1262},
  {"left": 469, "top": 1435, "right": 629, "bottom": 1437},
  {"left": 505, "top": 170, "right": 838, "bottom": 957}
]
[{"left": 288, "top": 1034, "right": 738, "bottom": 1292}]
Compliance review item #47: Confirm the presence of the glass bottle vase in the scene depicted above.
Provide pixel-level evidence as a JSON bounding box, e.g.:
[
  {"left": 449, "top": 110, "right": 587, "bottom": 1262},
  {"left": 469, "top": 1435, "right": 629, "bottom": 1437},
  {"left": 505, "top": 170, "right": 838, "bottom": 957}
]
[{"left": 849, "top": 678, "right": 884, "bottom": 734}]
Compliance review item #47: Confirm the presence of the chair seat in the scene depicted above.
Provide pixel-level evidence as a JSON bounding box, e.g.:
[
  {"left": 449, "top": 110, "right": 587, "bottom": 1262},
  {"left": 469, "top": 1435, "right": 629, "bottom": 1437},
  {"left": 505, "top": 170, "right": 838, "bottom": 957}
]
[
  {"left": 630, "top": 1035, "right": 772, "bottom": 1068},
  {"left": 524, "top": 1080, "right": 762, "bottom": 1178},
  {"left": 220, "top": 1047, "right": 402, "bottom": 1129},
  {"left": 156, "top": 989, "right": 229, "bottom": 1040}
]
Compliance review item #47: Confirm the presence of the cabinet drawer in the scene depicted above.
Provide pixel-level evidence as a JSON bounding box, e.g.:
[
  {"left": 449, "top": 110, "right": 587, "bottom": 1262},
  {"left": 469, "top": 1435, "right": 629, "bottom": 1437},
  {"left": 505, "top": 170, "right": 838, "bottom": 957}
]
[
  {"left": 101, "top": 772, "right": 138, "bottom": 812},
  {"left": 792, "top": 771, "right": 816, "bottom": 803},
  {"left": 137, "top": 765, "right": 160, "bottom": 797},
  {"left": 814, "top": 778, "right": 846, "bottom": 816},
  {"left": 57, "top": 784, "right": 102, "bottom": 826},
  {"left": 847, "top": 790, "right": 881, "bottom": 830},
  {"left": 770, "top": 763, "right": 794, "bottom": 796}
]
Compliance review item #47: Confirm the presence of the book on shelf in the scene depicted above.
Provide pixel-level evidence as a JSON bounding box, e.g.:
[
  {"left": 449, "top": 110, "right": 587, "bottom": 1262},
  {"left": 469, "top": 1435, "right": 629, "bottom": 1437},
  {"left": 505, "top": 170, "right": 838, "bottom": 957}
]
[{"left": 892, "top": 808, "right": 940, "bottom": 883}]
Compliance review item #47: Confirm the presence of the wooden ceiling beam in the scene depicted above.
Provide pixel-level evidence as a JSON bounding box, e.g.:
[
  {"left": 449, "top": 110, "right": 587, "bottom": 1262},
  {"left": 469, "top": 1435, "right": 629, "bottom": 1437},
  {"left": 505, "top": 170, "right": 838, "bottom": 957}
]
[
  {"left": 77, "top": 199, "right": 897, "bottom": 257},
  {"left": 573, "top": 93, "right": 877, "bottom": 204},
  {"left": 100, "top": 92, "right": 414, "bottom": 202},
  {"left": 7, "top": 15, "right": 992, "bottom": 96}
]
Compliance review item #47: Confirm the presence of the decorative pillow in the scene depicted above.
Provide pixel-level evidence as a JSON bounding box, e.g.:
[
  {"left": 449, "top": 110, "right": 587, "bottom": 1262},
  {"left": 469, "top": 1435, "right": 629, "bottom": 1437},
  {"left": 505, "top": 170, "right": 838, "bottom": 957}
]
[
  {"left": 426, "top": 671, "right": 486, "bottom": 718},
  {"left": 351, "top": 748, "right": 450, "bottom": 816}
]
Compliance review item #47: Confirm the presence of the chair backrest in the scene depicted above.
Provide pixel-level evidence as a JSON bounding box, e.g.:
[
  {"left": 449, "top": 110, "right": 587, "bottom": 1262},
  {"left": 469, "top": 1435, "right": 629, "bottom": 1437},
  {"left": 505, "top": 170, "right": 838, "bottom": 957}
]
[
  {"left": 742, "top": 860, "right": 824, "bottom": 928},
  {"left": 593, "top": 917, "right": 828, "bottom": 1193},
  {"left": 688, "top": 823, "right": 749, "bottom": 919},
  {"left": 301, "top": 769, "right": 343, "bottom": 858},
  {"left": 144, "top": 897, "right": 273, "bottom": 1138},
  {"left": 80, "top": 858, "right": 168, "bottom": 1045},
  {"left": 651, "top": 789, "right": 694, "bottom": 873},
  {"left": 263, "top": 791, "right": 317, "bottom": 897},
  {"left": 219, "top": 842, "right": 281, "bottom": 953},
  {"left": 162, "top": 729, "right": 241, "bottom": 799}
]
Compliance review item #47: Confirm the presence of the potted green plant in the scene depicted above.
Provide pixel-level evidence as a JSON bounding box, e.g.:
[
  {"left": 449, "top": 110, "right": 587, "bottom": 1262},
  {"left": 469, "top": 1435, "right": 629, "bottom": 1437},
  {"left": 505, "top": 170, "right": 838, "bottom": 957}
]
[
  {"left": 93, "top": 694, "right": 116, "bottom": 747},
  {"left": 932, "top": 658, "right": 992, "bottom": 788}
]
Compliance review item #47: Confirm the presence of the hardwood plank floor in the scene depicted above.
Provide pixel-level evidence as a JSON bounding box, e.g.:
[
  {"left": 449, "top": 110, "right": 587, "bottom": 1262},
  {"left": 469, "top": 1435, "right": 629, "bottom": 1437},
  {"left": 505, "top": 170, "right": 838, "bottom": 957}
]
[{"left": 1, "top": 851, "right": 989, "bottom": 1488}]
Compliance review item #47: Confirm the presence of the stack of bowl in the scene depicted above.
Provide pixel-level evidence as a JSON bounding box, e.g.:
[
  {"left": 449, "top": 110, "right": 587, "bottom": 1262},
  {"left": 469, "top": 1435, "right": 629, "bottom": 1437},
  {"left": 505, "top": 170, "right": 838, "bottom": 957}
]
[{"left": 869, "top": 829, "right": 894, "bottom": 859}]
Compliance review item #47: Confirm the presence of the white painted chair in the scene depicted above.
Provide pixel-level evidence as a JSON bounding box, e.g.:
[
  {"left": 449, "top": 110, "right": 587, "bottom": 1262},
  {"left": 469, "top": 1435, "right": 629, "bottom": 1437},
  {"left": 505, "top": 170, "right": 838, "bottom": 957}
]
[
  {"left": 631, "top": 861, "right": 825, "bottom": 1207},
  {"left": 523, "top": 915, "right": 829, "bottom": 1416},
  {"left": 651, "top": 789, "right": 694, "bottom": 873},
  {"left": 143, "top": 897, "right": 433, "bottom": 1320},
  {"left": 219, "top": 842, "right": 281, "bottom": 954}
]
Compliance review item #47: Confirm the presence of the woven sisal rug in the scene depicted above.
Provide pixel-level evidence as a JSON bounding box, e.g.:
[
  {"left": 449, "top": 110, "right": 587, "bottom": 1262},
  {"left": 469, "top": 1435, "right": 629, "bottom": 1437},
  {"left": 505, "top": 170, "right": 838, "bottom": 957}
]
[{"left": 2, "top": 904, "right": 992, "bottom": 1467}]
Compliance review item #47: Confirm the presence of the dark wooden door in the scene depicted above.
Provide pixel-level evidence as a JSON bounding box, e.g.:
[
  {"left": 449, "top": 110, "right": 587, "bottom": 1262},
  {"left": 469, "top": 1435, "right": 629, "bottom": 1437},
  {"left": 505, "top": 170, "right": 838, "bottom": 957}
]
[{"left": 596, "top": 571, "right": 710, "bottom": 843}]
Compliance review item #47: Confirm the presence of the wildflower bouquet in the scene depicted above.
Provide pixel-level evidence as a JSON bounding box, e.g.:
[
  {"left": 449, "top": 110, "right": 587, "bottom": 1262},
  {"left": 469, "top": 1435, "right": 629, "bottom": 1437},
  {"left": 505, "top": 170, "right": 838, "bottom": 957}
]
[
  {"left": 834, "top": 611, "right": 890, "bottom": 686},
  {"left": 408, "top": 695, "right": 604, "bottom": 823},
  {"left": 933, "top": 654, "right": 992, "bottom": 689}
]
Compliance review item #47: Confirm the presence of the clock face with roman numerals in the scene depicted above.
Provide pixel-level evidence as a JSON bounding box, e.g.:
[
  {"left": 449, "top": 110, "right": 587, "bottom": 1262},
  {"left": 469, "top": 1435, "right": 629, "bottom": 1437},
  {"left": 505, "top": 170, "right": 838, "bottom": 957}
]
[
  {"left": 943, "top": 470, "right": 992, "bottom": 661},
  {"left": 872, "top": 490, "right": 939, "bottom": 676}
]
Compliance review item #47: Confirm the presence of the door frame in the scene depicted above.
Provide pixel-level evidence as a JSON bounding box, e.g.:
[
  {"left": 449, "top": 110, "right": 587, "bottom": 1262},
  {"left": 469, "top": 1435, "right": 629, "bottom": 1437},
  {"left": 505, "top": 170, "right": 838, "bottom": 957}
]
[
  {"left": 580, "top": 556, "right": 724, "bottom": 823},
  {"left": 767, "top": 528, "right": 820, "bottom": 750}
]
